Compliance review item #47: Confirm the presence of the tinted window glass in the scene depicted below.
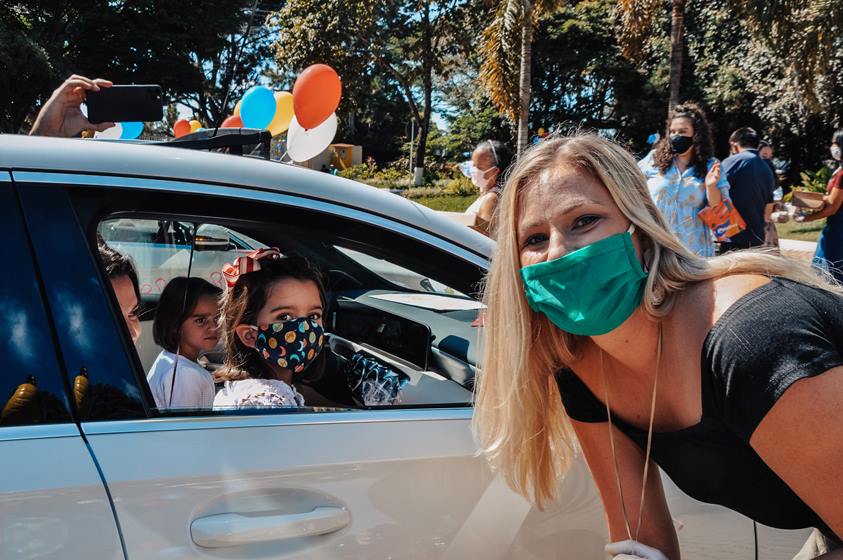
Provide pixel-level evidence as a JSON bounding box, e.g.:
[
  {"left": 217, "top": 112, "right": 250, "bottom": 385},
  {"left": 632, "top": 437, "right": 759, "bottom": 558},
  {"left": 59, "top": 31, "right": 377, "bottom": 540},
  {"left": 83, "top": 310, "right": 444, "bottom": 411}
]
[
  {"left": 17, "top": 183, "right": 146, "bottom": 421},
  {"left": 0, "top": 180, "right": 72, "bottom": 426}
]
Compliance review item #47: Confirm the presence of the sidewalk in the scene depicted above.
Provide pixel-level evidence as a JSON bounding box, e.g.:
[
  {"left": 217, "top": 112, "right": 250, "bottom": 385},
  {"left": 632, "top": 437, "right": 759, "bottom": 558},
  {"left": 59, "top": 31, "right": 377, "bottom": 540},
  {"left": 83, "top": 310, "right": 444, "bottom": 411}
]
[{"left": 779, "top": 238, "right": 816, "bottom": 263}]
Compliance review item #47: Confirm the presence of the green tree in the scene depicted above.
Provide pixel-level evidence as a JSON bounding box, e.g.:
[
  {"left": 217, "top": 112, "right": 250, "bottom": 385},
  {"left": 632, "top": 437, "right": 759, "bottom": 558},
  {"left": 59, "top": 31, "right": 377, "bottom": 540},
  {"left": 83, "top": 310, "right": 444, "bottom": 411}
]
[
  {"left": 3, "top": 0, "right": 279, "bottom": 133},
  {"left": 529, "top": 0, "right": 666, "bottom": 153},
  {"left": 616, "top": 0, "right": 687, "bottom": 114},
  {"left": 271, "top": 0, "right": 474, "bottom": 184}
]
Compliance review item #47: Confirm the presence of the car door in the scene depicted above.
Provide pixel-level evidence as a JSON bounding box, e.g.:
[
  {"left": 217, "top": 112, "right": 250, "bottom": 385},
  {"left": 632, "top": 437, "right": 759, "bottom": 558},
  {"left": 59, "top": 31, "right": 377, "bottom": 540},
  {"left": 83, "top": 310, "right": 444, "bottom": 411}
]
[
  {"left": 0, "top": 175, "right": 125, "bottom": 560},
  {"left": 14, "top": 170, "right": 610, "bottom": 560}
]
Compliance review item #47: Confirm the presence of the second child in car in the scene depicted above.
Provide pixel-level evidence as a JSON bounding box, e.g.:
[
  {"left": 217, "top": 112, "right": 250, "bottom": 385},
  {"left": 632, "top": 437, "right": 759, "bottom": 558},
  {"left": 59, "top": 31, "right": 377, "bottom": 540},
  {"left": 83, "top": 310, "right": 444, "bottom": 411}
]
[
  {"left": 147, "top": 277, "right": 222, "bottom": 410},
  {"left": 213, "top": 250, "right": 327, "bottom": 409}
]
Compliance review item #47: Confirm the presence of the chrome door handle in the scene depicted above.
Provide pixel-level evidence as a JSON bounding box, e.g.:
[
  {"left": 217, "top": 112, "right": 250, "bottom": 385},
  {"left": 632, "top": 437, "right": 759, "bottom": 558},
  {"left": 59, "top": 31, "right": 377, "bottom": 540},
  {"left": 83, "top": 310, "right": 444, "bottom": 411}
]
[{"left": 191, "top": 506, "right": 351, "bottom": 548}]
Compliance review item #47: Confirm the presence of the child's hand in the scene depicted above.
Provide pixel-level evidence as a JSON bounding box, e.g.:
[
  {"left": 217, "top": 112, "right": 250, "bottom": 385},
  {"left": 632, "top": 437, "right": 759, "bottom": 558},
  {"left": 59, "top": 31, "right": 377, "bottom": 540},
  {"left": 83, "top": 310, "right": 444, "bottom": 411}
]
[{"left": 605, "top": 540, "right": 669, "bottom": 560}]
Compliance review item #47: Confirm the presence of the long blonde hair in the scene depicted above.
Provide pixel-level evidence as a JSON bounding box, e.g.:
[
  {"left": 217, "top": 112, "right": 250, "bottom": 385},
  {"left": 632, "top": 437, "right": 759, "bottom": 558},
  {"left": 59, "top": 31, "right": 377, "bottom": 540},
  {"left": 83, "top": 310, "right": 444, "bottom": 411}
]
[{"left": 473, "top": 133, "right": 839, "bottom": 509}]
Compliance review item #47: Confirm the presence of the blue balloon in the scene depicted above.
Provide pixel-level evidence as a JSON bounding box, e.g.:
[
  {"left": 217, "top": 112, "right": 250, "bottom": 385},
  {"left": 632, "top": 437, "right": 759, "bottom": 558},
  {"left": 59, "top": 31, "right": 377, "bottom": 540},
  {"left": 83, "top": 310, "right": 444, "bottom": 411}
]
[
  {"left": 120, "top": 121, "right": 144, "bottom": 140},
  {"left": 240, "top": 86, "right": 276, "bottom": 129}
]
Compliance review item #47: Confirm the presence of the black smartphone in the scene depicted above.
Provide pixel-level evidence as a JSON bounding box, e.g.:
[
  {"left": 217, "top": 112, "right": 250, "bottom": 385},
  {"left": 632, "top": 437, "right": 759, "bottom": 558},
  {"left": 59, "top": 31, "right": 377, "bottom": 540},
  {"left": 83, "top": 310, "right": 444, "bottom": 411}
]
[{"left": 86, "top": 85, "right": 163, "bottom": 123}]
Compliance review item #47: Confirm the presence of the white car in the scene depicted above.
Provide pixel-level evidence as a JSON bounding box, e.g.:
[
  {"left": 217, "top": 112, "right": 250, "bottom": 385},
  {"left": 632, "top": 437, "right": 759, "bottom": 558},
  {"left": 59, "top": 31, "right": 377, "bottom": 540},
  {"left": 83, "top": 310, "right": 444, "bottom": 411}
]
[{"left": 0, "top": 135, "right": 809, "bottom": 559}]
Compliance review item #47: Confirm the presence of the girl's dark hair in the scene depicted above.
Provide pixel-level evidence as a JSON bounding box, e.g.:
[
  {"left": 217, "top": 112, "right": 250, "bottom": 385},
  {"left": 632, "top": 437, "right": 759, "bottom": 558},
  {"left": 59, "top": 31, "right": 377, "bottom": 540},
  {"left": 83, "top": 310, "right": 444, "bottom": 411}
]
[
  {"left": 832, "top": 128, "right": 843, "bottom": 148},
  {"left": 653, "top": 102, "right": 714, "bottom": 178},
  {"left": 153, "top": 277, "right": 222, "bottom": 353},
  {"left": 476, "top": 139, "right": 514, "bottom": 188},
  {"left": 98, "top": 239, "right": 140, "bottom": 301},
  {"left": 217, "top": 256, "right": 328, "bottom": 381}
]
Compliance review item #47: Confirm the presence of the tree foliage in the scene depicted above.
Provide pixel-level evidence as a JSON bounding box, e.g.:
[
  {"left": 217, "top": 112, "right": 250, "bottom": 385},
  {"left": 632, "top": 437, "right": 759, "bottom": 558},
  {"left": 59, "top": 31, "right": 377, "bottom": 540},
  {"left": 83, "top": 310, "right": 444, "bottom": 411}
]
[
  {"left": 271, "top": 0, "right": 475, "bottom": 179},
  {"left": 1, "top": 0, "right": 279, "bottom": 132}
]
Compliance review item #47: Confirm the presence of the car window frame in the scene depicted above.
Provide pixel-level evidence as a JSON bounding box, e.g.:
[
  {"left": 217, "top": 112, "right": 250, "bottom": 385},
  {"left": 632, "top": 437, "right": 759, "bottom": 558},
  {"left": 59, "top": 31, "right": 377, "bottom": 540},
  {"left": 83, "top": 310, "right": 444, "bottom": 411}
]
[{"left": 15, "top": 170, "right": 488, "bottom": 421}]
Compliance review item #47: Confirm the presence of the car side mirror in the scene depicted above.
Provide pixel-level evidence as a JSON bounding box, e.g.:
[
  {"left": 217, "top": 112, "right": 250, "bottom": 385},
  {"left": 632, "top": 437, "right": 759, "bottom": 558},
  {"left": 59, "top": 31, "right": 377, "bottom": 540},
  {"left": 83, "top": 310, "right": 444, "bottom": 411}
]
[{"left": 194, "top": 225, "right": 232, "bottom": 252}]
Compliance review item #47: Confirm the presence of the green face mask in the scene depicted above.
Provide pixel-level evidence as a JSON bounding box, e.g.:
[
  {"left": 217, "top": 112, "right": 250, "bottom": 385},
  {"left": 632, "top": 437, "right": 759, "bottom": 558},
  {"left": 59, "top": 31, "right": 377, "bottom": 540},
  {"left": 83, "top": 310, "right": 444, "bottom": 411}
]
[{"left": 520, "top": 224, "right": 647, "bottom": 336}]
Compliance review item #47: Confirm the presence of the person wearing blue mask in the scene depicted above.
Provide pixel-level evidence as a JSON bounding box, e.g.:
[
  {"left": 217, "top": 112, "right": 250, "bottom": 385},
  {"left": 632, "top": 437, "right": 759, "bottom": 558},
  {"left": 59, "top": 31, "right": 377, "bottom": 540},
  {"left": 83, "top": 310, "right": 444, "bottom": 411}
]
[
  {"left": 638, "top": 102, "right": 731, "bottom": 257},
  {"left": 473, "top": 134, "right": 843, "bottom": 559}
]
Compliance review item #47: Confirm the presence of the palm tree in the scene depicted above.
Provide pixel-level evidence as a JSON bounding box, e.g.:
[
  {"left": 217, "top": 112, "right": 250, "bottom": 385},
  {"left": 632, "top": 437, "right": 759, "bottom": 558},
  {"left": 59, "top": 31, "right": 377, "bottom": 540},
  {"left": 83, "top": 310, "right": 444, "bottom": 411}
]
[
  {"left": 480, "top": 0, "right": 562, "bottom": 156},
  {"left": 616, "top": 0, "right": 686, "bottom": 114}
]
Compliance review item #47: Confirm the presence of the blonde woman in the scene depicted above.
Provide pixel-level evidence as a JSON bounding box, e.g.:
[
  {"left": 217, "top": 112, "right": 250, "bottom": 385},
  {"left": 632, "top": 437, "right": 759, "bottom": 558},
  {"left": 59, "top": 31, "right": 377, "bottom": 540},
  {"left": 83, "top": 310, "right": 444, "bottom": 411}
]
[{"left": 474, "top": 134, "right": 843, "bottom": 559}]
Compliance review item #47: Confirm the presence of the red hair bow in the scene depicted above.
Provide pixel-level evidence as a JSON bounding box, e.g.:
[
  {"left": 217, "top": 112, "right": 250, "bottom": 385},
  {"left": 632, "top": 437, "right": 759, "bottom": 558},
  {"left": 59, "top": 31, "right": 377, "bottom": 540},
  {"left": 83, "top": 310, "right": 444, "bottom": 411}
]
[{"left": 222, "top": 248, "right": 282, "bottom": 289}]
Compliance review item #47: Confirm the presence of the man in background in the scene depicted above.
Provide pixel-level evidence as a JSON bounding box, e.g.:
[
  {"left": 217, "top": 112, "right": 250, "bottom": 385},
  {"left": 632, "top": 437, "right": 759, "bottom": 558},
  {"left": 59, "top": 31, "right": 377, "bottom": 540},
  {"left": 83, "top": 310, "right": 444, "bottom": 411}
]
[{"left": 720, "top": 127, "right": 776, "bottom": 251}]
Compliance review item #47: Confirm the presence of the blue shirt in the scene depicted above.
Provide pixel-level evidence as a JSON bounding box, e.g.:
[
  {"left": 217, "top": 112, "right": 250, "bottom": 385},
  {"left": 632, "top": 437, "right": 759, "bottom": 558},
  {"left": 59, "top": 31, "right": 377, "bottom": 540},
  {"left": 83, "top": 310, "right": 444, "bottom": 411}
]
[
  {"left": 721, "top": 149, "right": 775, "bottom": 247},
  {"left": 638, "top": 151, "right": 731, "bottom": 257}
]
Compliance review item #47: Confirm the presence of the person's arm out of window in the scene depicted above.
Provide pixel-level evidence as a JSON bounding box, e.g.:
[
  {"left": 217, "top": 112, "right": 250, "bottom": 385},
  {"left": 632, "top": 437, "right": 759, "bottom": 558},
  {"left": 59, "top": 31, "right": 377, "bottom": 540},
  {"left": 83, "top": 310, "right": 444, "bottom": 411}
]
[{"left": 571, "top": 419, "right": 680, "bottom": 560}]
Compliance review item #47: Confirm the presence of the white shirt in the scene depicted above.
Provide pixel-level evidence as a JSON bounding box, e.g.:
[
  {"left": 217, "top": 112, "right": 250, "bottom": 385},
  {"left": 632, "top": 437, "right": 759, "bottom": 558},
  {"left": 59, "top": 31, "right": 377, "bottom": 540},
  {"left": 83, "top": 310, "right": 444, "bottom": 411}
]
[
  {"left": 147, "top": 350, "right": 216, "bottom": 410},
  {"left": 464, "top": 187, "right": 501, "bottom": 215},
  {"left": 213, "top": 378, "right": 305, "bottom": 410}
]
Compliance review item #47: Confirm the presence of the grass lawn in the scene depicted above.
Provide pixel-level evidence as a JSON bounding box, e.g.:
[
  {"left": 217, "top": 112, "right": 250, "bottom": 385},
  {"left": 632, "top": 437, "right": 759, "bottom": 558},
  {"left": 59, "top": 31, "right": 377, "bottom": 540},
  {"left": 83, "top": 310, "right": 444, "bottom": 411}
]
[
  {"left": 413, "top": 192, "right": 828, "bottom": 243},
  {"left": 776, "top": 219, "right": 824, "bottom": 242},
  {"left": 412, "top": 194, "right": 477, "bottom": 212}
]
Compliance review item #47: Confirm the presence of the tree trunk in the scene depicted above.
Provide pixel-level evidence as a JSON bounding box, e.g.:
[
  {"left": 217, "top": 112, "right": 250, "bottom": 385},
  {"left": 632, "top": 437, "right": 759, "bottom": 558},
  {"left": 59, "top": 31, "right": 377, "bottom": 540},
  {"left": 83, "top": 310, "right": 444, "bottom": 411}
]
[
  {"left": 517, "top": 0, "right": 534, "bottom": 157},
  {"left": 414, "top": 0, "right": 434, "bottom": 185},
  {"left": 668, "top": 0, "right": 685, "bottom": 113}
]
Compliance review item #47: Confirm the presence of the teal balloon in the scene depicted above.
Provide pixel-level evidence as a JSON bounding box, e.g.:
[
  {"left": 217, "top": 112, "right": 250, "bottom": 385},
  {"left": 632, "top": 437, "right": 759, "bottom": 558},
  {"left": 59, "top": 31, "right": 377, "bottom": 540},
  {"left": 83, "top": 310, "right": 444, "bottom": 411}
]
[
  {"left": 120, "top": 121, "right": 143, "bottom": 140},
  {"left": 240, "top": 86, "right": 276, "bottom": 129}
]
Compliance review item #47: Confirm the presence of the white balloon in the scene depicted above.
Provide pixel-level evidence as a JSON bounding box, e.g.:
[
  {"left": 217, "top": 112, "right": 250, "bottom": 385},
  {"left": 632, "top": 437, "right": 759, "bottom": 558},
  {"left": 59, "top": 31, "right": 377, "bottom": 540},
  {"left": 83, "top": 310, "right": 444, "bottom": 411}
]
[
  {"left": 94, "top": 123, "right": 123, "bottom": 139},
  {"left": 287, "top": 113, "right": 338, "bottom": 162}
]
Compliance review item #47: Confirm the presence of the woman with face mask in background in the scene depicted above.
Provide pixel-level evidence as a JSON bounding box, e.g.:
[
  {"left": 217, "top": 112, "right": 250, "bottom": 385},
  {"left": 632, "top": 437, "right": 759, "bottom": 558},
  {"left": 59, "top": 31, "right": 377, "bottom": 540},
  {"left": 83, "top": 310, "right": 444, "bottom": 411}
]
[
  {"left": 474, "top": 134, "right": 843, "bottom": 559},
  {"left": 803, "top": 129, "right": 843, "bottom": 283},
  {"left": 464, "top": 140, "right": 514, "bottom": 229},
  {"left": 638, "top": 103, "right": 731, "bottom": 256}
]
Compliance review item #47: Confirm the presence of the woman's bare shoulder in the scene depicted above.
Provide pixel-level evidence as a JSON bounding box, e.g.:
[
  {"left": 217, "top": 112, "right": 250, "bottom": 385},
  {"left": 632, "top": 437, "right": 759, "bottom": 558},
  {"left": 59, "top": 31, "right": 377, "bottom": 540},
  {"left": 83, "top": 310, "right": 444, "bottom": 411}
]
[{"left": 679, "top": 274, "right": 771, "bottom": 327}]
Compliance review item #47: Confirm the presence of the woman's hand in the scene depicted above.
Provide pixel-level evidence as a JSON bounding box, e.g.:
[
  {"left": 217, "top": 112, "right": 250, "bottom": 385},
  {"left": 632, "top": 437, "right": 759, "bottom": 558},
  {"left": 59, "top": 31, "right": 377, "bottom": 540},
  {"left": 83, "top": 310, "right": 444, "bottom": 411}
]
[
  {"left": 30, "top": 75, "right": 115, "bottom": 137},
  {"left": 704, "top": 161, "right": 724, "bottom": 206},
  {"left": 704, "top": 161, "right": 721, "bottom": 192},
  {"left": 606, "top": 540, "right": 670, "bottom": 560}
]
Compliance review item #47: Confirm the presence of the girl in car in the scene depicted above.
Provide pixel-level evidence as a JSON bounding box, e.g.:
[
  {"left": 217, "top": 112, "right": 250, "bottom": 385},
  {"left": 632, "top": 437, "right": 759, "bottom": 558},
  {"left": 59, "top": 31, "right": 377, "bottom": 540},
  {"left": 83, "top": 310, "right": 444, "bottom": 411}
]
[
  {"left": 213, "top": 250, "right": 327, "bottom": 409},
  {"left": 147, "top": 277, "right": 222, "bottom": 410}
]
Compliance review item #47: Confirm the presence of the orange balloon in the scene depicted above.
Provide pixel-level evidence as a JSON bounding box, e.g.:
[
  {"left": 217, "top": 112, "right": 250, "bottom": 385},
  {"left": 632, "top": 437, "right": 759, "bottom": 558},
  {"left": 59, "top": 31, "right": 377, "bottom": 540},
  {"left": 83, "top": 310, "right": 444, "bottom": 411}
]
[
  {"left": 173, "top": 119, "right": 191, "bottom": 138},
  {"left": 293, "top": 64, "right": 342, "bottom": 129},
  {"left": 233, "top": 100, "right": 242, "bottom": 117},
  {"left": 221, "top": 115, "right": 243, "bottom": 128}
]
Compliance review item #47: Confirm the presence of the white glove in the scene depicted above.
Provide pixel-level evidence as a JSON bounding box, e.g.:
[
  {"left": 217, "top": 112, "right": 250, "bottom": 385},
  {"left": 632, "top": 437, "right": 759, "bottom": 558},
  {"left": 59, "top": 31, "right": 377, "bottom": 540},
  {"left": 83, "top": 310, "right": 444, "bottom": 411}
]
[{"left": 605, "top": 539, "right": 670, "bottom": 560}]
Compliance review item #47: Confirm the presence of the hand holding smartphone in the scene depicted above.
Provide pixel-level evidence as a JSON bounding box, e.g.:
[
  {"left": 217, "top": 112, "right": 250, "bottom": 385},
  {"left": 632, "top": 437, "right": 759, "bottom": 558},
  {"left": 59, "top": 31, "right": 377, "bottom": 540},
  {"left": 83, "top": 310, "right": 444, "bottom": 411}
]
[{"left": 86, "top": 85, "right": 163, "bottom": 124}]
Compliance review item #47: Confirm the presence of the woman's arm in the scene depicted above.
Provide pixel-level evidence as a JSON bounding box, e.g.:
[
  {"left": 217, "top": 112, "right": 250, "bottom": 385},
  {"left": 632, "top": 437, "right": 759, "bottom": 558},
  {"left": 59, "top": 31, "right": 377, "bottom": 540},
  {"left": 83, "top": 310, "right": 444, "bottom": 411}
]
[
  {"left": 571, "top": 419, "right": 680, "bottom": 559},
  {"left": 803, "top": 188, "right": 843, "bottom": 221},
  {"left": 476, "top": 192, "right": 499, "bottom": 225},
  {"left": 750, "top": 365, "right": 843, "bottom": 538}
]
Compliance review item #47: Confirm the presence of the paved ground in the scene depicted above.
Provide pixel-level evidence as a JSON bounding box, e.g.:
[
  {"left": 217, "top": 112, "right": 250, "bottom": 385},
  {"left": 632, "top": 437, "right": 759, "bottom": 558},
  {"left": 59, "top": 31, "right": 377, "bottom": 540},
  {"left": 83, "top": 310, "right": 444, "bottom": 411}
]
[{"left": 779, "top": 238, "right": 816, "bottom": 263}]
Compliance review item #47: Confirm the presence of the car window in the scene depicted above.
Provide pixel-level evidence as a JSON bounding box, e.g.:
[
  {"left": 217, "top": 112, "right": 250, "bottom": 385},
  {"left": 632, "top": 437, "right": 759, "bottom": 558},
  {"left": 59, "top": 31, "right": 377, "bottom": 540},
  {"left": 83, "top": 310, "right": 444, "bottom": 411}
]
[
  {"left": 0, "top": 181, "right": 73, "bottom": 427},
  {"left": 92, "top": 197, "right": 480, "bottom": 417},
  {"left": 335, "top": 246, "right": 470, "bottom": 297}
]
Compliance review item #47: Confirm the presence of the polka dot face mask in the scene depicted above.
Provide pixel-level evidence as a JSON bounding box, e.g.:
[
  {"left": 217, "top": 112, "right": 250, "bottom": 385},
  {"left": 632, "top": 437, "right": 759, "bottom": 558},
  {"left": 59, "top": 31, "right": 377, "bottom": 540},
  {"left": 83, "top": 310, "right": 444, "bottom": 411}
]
[{"left": 252, "top": 318, "right": 325, "bottom": 374}]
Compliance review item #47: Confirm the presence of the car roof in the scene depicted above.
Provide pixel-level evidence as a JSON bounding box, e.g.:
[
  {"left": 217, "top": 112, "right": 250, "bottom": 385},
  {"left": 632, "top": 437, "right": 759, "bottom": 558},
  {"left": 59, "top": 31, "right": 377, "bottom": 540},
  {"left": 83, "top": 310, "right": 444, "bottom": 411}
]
[{"left": 1, "top": 135, "right": 492, "bottom": 259}]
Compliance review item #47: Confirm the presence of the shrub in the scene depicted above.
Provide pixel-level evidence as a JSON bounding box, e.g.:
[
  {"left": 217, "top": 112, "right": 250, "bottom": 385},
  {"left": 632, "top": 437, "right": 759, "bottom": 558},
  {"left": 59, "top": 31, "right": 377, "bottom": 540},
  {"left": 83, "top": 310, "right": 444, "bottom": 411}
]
[
  {"left": 443, "top": 174, "right": 475, "bottom": 196},
  {"left": 338, "top": 162, "right": 379, "bottom": 182},
  {"left": 796, "top": 166, "right": 834, "bottom": 193}
]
